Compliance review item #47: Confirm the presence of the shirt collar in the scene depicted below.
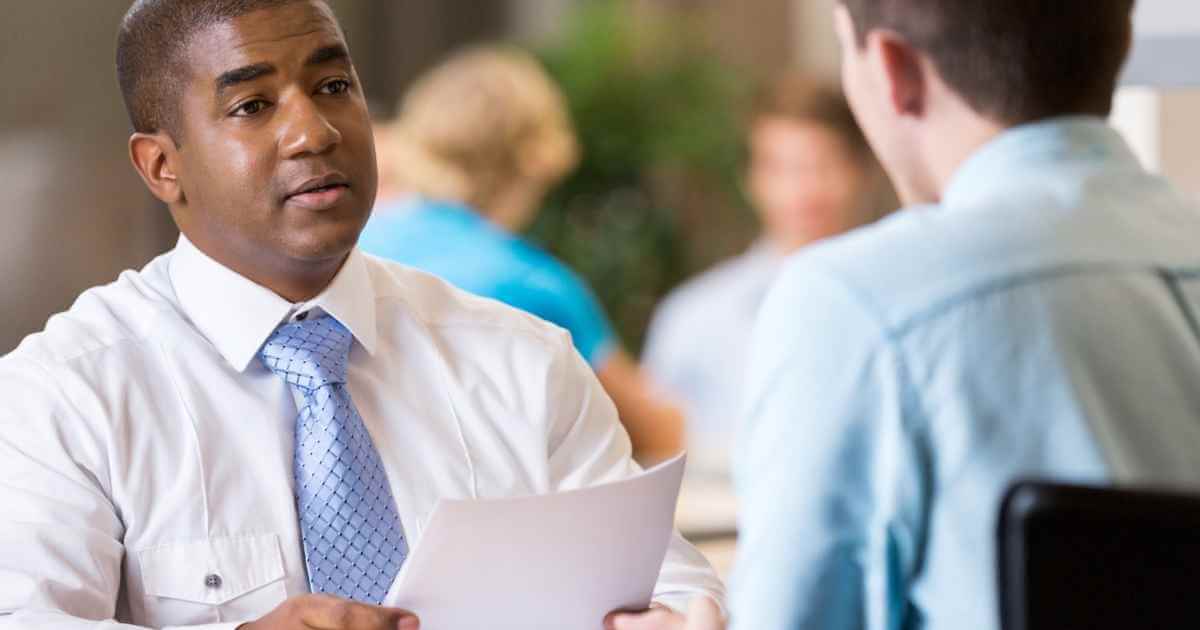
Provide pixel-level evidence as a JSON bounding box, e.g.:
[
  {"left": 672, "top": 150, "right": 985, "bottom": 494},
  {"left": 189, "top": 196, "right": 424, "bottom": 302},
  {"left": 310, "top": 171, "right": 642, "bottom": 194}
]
[
  {"left": 169, "top": 235, "right": 378, "bottom": 372},
  {"left": 304, "top": 246, "right": 378, "bottom": 358},
  {"left": 941, "top": 116, "right": 1140, "bottom": 210}
]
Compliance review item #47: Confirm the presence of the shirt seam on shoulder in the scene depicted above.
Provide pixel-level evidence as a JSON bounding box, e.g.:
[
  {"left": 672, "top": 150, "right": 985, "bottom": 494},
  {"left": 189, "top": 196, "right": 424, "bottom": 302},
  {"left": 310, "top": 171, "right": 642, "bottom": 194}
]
[
  {"left": 803, "top": 259, "right": 934, "bottom": 591},
  {"left": 803, "top": 257, "right": 901, "bottom": 341},
  {"left": 426, "top": 319, "right": 563, "bottom": 352},
  {"left": 374, "top": 292, "right": 564, "bottom": 354},
  {"left": 8, "top": 355, "right": 121, "bottom": 511},
  {"left": 23, "top": 305, "right": 172, "bottom": 367},
  {"left": 370, "top": 262, "right": 565, "bottom": 342},
  {"left": 802, "top": 259, "right": 934, "bottom": 438},
  {"left": 888, "top": 261, "right": 1187, "bottom": 339},
  {"left": 56, "top": 333, "right": 159, "bottom": 367}
]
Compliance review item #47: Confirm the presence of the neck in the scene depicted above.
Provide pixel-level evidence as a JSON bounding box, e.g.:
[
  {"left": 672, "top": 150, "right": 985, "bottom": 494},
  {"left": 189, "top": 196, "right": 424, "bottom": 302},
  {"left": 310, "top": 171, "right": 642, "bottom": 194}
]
[
  {"left": 482, "top": 181, "right": 545, "bottom": 233},
  {"left": 256, "top": 258, "right": 346, "bottom": 303},
  {"left": 925, "top": 110, "right": 1007, "bottom": 203},
  {"left": 179, "top": 227, "right": 347, "bottom": 303},
  {"left": 764, "top": 233, "right": 810, "bottom": 257}
]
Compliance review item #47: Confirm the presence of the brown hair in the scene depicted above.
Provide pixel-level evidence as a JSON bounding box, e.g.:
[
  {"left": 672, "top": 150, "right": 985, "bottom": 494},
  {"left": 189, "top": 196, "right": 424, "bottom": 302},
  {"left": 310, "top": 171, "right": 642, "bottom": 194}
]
[
  {"left": 840, "top": 0, "right": 1135, "bottom": 124},
  {"left": 749, "top": 74, "right": 871, "bottom": 163}
]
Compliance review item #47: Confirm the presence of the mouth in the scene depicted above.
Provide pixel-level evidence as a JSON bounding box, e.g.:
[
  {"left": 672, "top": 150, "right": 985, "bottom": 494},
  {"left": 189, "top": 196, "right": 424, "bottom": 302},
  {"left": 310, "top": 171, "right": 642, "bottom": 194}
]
[{"left": 283, "top": 173, "right": 352, "bottom": 210}]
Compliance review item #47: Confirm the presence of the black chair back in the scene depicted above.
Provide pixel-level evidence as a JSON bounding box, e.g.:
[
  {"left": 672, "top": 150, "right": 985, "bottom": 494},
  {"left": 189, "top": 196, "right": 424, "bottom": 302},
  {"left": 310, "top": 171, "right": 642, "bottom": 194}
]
[{"left": 999, "top": 481, "right": 1200, "bottom": 630}]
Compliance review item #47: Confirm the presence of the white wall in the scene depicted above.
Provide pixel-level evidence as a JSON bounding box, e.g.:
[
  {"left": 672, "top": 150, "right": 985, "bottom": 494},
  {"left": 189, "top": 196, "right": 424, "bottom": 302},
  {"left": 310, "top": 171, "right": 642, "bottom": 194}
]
[
  {"left": 1124, "top": 0, "right": 1200, "bottom": 87},
  {"left": 1112, "top": 1, "right": 1200, "bottom": 194},
  {"left": 1112, "top": 88, "right": 1200, "bottom": 196},
  {"left": 1134, "top": 0, "right": 1200, "bottom": 37}
]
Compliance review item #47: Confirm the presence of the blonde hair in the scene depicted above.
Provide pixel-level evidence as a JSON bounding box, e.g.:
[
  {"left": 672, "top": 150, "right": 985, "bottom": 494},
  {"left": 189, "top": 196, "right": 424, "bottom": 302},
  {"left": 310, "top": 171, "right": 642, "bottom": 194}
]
[{"left": 380, "top": 46, "right": 579, "bottom": 212}]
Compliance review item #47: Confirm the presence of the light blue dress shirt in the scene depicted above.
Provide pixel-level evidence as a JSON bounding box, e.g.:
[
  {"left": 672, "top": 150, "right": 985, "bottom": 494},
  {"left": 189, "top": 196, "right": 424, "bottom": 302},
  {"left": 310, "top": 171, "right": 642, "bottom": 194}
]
[{"left": 732, "top": 117, "right": 1200, "bottom": 630}]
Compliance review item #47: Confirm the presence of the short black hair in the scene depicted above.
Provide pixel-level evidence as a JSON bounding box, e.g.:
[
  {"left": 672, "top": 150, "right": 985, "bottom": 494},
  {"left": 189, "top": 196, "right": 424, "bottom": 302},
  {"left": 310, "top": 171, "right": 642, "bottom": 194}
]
[
  {"left": 841, "top": 0, "right": 1136, "bottom": 125},
  {"left": 116, "top": 0, "right": 323, "bottom": 140}
]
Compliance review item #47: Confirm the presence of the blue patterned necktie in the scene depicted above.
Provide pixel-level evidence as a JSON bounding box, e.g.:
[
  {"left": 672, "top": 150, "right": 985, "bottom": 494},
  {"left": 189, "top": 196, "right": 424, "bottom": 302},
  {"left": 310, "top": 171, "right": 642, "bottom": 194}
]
[{"left": 259, "top": 314, "right": 408, "bottom": 603}]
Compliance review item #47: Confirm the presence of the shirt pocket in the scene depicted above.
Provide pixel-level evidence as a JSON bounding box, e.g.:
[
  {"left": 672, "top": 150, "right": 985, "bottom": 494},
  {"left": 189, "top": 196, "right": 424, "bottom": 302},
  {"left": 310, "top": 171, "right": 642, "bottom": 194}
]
[{"left": 137, "top": 533, "right": 288, "bottom": 627}]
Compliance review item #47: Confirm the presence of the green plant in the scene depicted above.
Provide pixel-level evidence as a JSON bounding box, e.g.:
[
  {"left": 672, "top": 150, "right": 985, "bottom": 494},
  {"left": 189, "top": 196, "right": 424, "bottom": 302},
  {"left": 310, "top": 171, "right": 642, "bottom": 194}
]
[{"left": 529, "top": 0, "right": 748, "bottom": 352}]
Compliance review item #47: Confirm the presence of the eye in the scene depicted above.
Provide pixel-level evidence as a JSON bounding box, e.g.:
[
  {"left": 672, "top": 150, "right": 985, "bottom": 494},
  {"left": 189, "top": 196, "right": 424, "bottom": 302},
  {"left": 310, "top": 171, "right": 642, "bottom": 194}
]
[
  {"left": 231, "top": 99, "right": 270, "bottom": 117},
  {"left": 319, "top": 78, "right": 352, "bottom": 96}
]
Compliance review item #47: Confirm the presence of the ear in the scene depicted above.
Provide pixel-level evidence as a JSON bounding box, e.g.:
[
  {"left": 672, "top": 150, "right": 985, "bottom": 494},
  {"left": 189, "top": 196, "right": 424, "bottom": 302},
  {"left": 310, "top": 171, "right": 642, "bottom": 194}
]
[
  {"left": 129, "top": 132, "right": 186, "bottom": 205},
  {"left": 867, "top": 30, "right": 927, "bottom": 119}
]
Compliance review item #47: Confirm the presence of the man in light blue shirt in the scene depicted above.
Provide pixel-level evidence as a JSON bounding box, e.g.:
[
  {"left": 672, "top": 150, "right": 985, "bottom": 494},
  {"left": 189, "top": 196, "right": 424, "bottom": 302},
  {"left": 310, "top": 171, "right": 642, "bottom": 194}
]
[
  {"left": 732, "top": 1, "right": 1200, "bottom": 629},
  {"left": 611, "top": 1, "right": 1200, "bottom": 630}
]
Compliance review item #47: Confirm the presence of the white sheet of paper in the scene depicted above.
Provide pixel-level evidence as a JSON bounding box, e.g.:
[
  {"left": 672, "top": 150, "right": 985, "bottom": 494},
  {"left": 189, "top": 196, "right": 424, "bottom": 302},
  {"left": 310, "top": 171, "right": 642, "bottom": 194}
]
[{"left": 382, "top": 453, "right": 688, "bottom": 630}]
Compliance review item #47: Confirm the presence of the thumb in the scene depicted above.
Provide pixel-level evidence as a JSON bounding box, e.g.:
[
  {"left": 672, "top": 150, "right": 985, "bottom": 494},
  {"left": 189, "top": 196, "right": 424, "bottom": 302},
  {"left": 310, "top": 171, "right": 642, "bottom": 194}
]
[{"left": 686, "top": 598, "right": 724, "bottom": 630}]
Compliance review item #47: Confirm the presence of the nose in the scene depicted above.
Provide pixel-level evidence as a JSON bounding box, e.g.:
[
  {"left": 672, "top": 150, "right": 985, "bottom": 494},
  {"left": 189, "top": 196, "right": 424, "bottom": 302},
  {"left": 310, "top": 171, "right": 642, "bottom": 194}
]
[{"left": 279, "top": 93, "right": 342, "bottom": 159}]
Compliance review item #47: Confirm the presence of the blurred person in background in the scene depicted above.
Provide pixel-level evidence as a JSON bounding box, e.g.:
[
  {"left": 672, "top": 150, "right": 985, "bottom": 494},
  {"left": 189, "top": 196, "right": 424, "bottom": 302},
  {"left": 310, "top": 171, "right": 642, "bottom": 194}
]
[
  {"left": 642, "top": 74, "right": 890, "bottom": 480},
  {"left": 361, "top": 46, "right": 685, "bottom": 463}
]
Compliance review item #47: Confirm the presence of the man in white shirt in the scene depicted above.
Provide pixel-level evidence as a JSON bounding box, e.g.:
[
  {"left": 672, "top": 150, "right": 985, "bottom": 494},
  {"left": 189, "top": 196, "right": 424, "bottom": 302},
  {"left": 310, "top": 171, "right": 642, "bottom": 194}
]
[{"left": 0, "top": 1, "right": 723, "bottom": 628}]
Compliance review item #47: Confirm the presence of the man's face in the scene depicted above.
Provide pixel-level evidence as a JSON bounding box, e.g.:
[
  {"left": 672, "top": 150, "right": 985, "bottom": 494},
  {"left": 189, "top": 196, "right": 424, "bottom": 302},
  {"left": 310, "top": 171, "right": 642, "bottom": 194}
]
[
  {"left": 171, "top": 1, "right": 376, "bottom": 280},
  {"left": 747, "top": 117, "right": 869, "bottom": 252}
]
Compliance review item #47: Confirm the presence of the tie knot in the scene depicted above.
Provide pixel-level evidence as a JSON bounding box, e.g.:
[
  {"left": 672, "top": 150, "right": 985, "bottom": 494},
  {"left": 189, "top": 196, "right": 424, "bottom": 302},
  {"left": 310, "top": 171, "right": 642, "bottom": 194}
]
[{"left": 259, "top": 315, "right": 352, "bottom": 391}]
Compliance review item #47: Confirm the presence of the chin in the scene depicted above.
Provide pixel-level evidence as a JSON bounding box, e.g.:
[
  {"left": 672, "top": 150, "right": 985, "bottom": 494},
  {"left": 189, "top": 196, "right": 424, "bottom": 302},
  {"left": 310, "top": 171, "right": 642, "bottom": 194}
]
[{"left": 285, "top": 222, "right": 364, "bottom": 263}]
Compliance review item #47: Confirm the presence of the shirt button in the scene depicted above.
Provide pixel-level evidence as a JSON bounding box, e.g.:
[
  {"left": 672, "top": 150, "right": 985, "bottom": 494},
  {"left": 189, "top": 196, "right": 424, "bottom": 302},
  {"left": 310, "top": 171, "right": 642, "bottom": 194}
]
[
  {"left": 204, "top": 573, "right": 222, "bottom": 589},
  {"left": 296, "top": 311, "right": 309, "bottom": 321}
]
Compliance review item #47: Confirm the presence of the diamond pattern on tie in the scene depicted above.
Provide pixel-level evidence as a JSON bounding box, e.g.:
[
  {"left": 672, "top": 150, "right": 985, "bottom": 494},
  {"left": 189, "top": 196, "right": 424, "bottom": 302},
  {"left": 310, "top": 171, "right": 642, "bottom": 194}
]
[{"left": 259, "top": 315, "right": 408, "bottom": 604}]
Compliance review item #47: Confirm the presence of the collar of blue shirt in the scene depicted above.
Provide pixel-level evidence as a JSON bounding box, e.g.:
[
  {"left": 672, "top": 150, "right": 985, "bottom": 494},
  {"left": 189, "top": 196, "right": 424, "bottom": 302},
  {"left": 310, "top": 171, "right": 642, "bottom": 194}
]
[
  {"left": 941, "top": 115, "right": 1140, "bottom": 210},
  {"left": 168, "top": 235, "right": 378, "bottom": 372}
]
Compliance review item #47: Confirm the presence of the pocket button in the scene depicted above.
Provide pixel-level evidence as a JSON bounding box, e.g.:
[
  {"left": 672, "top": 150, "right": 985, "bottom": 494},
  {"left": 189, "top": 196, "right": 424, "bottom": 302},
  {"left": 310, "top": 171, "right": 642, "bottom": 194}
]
[{"left": 204, "top": 574, "right": 223, "bottom": 589}]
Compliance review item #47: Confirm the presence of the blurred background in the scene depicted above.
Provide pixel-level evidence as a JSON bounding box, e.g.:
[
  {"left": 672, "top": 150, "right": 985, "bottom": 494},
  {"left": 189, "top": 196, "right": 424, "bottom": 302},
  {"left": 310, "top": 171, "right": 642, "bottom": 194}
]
[
  {"left": 5, "top": 0, "right": 1194, "bottom": 357},
  {"left": 2, "top": 0, "right": 1198, "bottom": 579},
  {"left": 3, "top": 0, "right": 1188, "bottom": 354},
  {"left": 0, "top": 0, "right": 848, "bottom": 355}
]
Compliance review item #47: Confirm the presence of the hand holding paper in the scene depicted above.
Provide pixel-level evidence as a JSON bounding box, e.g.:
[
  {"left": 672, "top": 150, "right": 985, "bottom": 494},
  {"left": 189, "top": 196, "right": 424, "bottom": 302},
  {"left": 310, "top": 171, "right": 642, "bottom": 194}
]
[
  {"left": 384, "top": 454, "right": 689, "bottom": 629},
  {"left": 605, "top": 596, "right": 725, "bottom": 630},
  {"left": 236, "top": 594, "right": 419, "bottom": 630}
]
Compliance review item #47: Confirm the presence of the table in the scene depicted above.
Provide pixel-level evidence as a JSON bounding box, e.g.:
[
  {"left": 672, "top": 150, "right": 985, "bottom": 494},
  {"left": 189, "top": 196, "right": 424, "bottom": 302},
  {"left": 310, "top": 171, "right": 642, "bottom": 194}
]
[{"left": 675, "top": 478, "right": 739, "bottom": 578}]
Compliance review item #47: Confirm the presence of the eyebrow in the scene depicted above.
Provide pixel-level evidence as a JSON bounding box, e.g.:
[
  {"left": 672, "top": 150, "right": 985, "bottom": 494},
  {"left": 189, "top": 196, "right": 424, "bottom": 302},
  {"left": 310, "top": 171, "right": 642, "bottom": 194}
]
[
  {"left": 215, "top": 62, "right": 276, "bottom": 98},
  {"left": 305, "top": 44, "right": 350, "bottom": 67},
  {"left": 213, "top": 44, "right": 350, "bottom": 98}
]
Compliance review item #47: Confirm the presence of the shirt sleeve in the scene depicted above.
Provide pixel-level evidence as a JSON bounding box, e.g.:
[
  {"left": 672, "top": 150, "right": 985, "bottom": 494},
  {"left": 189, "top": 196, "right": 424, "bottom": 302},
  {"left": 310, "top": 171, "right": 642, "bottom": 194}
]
[
  {"left": 540, "top": 330, "right": 726, "bottom": 614},
  {"left": 0, "top": 358, "right": 242, "bottom": 630},
  {"left": 729, "top": 261, "right": 929, "bottom": 630}
]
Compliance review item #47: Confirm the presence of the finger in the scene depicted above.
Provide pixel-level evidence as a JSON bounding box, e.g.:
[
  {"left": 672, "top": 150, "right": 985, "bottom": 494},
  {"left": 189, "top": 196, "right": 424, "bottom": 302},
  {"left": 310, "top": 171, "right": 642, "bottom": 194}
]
[
  {"left": 394, "top": 613, "right": 420, "bottom": 630},
  {"left": 686, "top": 598, "right": 724, "bottom": 630},
  {"left": 607, "top": 607, "right": 683, "bottom": 630},
  {"left": 301, "top": 597, "right": 418, "bottom": 630}
]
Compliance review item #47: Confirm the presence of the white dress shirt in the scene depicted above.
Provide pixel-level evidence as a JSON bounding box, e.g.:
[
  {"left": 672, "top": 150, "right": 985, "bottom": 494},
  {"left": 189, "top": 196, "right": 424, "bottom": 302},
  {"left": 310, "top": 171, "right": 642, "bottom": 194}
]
[{"left": 0, "top": 236, "right": 723, "bottom": 629}]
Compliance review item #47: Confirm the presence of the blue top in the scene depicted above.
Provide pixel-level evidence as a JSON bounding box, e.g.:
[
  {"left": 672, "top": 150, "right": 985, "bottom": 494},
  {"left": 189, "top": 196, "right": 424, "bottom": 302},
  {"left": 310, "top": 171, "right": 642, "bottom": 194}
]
[
  {"left": 358, "top": 198, "right": 618, "bottom": 368},
  {"left": 732, "top": 118, "right": 1200, "bottom": 630}
]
